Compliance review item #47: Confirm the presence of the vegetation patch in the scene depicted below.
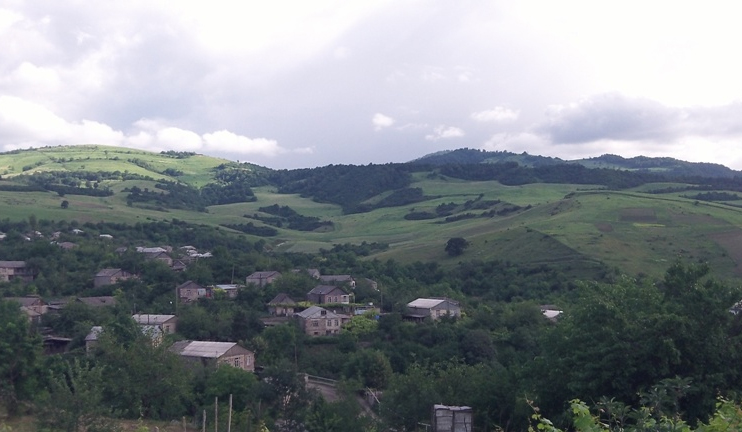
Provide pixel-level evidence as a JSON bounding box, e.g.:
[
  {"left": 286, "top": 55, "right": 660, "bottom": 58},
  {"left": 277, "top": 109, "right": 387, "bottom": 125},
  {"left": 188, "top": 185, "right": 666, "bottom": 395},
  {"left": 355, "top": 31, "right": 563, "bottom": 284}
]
[
  {"left": 250, "top": 204, "right": 334, "bottom": 232},
  {"left": 620, "top": 207, "right": 658, "bottom": 222},
  {"left": 709, "top": 230, "right": 742, "bottom": 276}
]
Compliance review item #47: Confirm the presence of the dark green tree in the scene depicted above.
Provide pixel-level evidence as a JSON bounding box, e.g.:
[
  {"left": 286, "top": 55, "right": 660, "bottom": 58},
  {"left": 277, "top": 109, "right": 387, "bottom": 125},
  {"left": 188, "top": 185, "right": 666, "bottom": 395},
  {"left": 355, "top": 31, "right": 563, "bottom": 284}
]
[
  {"left": 36, "top": 359, "right": 120, "bottom": 432},
  {"left": 0, "top": 299, "right": 41, "bottom": 416},
  {"left": 445, "top": 237, "right": 469, "bottom": 256}
]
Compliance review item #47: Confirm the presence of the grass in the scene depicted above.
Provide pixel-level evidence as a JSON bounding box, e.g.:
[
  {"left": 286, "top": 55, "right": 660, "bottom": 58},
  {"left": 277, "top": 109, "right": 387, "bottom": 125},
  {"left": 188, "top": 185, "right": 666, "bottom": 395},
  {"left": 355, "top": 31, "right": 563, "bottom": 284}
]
[{"left": 6, "top": 146, "right": 742, "bottom": 280}]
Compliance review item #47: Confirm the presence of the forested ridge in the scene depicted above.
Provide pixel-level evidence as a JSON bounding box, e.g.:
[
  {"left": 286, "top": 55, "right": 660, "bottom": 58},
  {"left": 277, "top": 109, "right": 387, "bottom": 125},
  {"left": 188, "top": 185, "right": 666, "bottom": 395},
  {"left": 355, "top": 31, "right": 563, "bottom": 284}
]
[{"left": 3, "top": 217, "right": 742, "bottom": 431}]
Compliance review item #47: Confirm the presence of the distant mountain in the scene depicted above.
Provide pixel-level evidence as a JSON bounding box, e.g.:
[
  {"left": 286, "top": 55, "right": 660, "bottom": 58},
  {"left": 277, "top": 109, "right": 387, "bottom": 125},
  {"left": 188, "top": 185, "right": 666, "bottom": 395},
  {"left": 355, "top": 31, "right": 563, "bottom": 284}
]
[{"left": 412, "top": 149, "right": 742, "bottom": 178}]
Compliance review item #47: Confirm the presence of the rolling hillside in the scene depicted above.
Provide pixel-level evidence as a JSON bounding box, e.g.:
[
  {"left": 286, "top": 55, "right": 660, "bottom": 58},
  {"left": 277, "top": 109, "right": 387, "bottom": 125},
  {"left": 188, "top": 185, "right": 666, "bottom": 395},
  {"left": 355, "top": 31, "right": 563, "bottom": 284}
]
[{"left": 3, "top": 145, "right": 742, "bottom": 281}]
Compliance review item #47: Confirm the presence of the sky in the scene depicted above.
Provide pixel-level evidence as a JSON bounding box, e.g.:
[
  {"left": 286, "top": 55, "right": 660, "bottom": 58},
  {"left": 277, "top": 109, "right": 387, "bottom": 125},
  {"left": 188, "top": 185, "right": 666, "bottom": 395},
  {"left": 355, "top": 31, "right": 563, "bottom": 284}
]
[{"left": 2, "top": 1, "right": 742, "bottom": 170}]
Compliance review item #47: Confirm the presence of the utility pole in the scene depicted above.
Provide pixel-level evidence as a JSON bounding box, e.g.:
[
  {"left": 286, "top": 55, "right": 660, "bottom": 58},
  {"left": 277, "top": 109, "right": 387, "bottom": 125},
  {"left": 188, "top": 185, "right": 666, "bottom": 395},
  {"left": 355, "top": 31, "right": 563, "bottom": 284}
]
[{"left": 227, "top": 394, "right": 233, "bottom": 432}]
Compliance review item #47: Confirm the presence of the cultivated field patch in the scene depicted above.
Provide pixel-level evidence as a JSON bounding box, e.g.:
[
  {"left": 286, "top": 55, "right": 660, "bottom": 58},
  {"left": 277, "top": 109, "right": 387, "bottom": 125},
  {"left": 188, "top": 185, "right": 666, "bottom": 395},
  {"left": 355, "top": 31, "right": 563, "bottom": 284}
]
[
  {"left": 620, "top": 208, "right": 657, "bottom": 223},
  {"left": 709, "top": 230, "right": 742, "bottom": 276}
]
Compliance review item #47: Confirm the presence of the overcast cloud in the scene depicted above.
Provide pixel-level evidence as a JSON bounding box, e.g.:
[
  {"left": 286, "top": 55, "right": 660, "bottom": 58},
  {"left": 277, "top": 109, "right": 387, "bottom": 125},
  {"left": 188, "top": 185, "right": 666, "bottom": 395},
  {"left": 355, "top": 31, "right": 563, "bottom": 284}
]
[{"left": 2, "top": 1, "right": 742, "bottom": 169}]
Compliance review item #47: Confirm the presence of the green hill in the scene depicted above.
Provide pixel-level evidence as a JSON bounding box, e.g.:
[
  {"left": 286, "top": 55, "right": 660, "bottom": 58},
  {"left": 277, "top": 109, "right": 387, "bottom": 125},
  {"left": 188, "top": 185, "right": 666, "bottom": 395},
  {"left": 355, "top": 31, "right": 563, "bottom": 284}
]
[{"left": 4, "top": 145, "right": 742, "bottom": 281}]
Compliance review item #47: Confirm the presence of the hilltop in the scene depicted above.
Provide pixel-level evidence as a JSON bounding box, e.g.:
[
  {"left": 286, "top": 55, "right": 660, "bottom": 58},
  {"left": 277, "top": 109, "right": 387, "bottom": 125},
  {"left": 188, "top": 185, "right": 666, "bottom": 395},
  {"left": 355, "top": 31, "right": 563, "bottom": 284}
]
[
  {"left": 412, "top": 148, "right": 741, "bottom": 178},
  {"left": 3, "top": 145, "right": 742, "bottom": 280}
]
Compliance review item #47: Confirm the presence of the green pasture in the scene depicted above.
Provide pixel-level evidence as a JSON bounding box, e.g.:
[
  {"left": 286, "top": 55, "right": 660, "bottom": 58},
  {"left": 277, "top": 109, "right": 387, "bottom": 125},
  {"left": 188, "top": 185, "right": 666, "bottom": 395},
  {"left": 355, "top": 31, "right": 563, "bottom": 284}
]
[
  {"left": 0, "top": 145, "right": 228, "bottom": 186},
  {"left": 5, "top": 146, "right": 742, "bottom": 280}
]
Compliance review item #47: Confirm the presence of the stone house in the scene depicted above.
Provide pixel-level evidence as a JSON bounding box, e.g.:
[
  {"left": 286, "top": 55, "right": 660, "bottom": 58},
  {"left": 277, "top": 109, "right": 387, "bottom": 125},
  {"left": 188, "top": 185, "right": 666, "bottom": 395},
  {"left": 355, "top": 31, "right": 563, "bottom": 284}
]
[
  {"left": 267, "top": 293, "right": 296, "bottom": 316},
  {"left": 406, "top": 298, "right": 461, "bottom": 321},
  {"left": 131, "top": 314, "right": 178, "bottom": 334},
  {"left": 295, "top": 305, "right": 350, "bottom": 336},
  {"left": 177, "top": 280, "right": 211, "bottom": 302},
  {"left": 143, "top": 251, "right": 173, "bottom": 267},
  {"left": 0, "top": 261, "right": 35, "bottom": 282},
  {"left": 94, "top": 268, "right": 135, "bottom": 288},
  {"left": 169, "top": 340, "right": 255, "bottom": 372},
  {"left": 307, "top": 285, "right": 350, "bottom": 304},
  {"left": 246, "top": 271, "right": 282, "bottom": 288},
  {"left": 318, "top": 274, "right": 355, "bottom": 288}
]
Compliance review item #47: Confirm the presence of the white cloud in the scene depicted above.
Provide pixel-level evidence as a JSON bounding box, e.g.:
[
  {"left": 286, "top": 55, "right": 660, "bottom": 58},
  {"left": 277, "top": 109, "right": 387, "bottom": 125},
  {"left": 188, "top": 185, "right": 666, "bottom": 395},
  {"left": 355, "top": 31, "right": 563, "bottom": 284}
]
[
  {"left": 421, "top": 66, "right": 446, "bottom": 83},
  {"left": 203, "top": 130, "right": 284, "bottom": 156},
  {"left": 425, "top": 125, "right": 464, "bottom": 141},
  {"left": 333, "top": 46, "right": 350, "bottom": 59},
  {"left": 372, "top": 113, "right": 395, "bottom": 130},
  {"left": 471, "top": 107, "right": 519, "bottom": 122},
  {"left": 0, "top": 96, "right": 288, "bottom": 157},
  {"left": 156, "top": 127, "right": 204, "bottom": 151},
  {"left": 482, "top": 132, "right": 548, "bottom": 154}
]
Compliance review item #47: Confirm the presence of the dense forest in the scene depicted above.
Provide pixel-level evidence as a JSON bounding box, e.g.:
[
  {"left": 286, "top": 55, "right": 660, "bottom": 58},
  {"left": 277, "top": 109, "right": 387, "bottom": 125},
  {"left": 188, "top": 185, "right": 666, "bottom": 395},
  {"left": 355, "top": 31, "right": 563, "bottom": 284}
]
[{"left": 3, "top": 217, "right": 742, "bottom": 431}]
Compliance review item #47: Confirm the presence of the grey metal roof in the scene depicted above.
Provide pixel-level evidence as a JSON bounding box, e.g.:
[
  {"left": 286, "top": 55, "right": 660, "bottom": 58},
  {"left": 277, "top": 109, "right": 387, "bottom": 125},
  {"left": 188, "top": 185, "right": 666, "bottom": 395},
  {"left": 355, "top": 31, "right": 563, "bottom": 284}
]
[
  {"left": 247, "top": 271, "right": 281, "bottom": 279},
  {"left": 319, "top": 274, "right": 353, "bottom": 282},
  {"left": 269, "top": 293, "right": 296, "bottom": 305},
  {"left": 407, "top": 298, "right": 457, "bottom": 309},
  {"left": 296, "top": 305, "right": 341, "bottom": 320},
  {"left": 132, "top": 314, "right": 176, "bottom": 325},
  {"left": 0, "top": 261, "right": 27, "bottom": 268},
  {"left": 175, "top": 341, "right": 239, "bottom": 358},
  {"left": 308, "top": 285, "right": 347, "bottom": 295},
  {"left": 96, "top": 268, "right": 122, "bottom": 277}
]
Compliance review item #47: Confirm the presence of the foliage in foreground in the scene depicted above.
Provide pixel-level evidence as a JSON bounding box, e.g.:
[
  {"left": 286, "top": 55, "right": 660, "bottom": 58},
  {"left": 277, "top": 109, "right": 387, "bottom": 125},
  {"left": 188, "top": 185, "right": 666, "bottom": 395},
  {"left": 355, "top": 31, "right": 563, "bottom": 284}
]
[{"left": 530, "top": 397, "right": 742, "bottom": 432}]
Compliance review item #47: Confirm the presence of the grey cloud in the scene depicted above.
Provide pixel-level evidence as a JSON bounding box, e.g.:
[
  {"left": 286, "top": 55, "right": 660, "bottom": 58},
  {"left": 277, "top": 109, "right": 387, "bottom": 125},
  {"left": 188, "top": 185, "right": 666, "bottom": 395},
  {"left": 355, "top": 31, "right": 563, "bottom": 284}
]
[
  {"left": 539, "top": 93, "right": 681, "bottom": 144},
  {"left": 536, "top": 94, "right": 742, "bottom": 148}
]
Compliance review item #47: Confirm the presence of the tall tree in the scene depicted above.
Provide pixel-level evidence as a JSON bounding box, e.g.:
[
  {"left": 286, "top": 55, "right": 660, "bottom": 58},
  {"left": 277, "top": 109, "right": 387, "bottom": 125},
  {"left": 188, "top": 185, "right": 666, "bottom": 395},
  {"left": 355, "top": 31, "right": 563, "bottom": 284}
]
[{"left": 0, "top": 299, "right": 41, "bottom": 416}]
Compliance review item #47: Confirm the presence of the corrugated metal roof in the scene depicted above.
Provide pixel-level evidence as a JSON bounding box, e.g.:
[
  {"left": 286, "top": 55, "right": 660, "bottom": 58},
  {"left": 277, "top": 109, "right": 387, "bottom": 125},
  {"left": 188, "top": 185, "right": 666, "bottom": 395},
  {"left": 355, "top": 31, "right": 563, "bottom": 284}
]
[
  {"left": 296, "top": 305, "right": 341, "bottom": 319},
  {"left": 179, "top": 341, "right": 237, "bottom": 358},
  {"left": 132, "top": 314, "right": 175, "bottom": 325},
  {"left": 407, "top": 298, "right": 446, "bottom": 309}
]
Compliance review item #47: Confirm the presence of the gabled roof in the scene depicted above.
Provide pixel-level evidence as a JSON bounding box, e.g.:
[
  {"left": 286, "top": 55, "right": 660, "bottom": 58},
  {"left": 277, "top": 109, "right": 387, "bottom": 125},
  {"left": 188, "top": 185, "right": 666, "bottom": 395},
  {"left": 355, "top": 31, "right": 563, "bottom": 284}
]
[
  {"left": 296, "top": 305, "right": 341, "bottom": 320},
  {"left": 247, "top": 271, "right": 281, "bottom": 279},
  {"left": 407, "top": 298, "right": 458, "bottom": 309},
  {"left": 95, "top": 268, "right": 123, "bottom": 277},
  {"left": 5, "top": 296, "right": 44, "bottom": 307},
  {"left": 319, "top": 274, "right": 353, "bottom": 283},
  {"left": 0, "top": 261, "right": 27, "bottom": 268},
  {"left": 143, "top": 251, "right": 170, "bottom": 259},
  {"left": 308, "top": 285, "right": 348, "bottom": 296},
  {"left": 169, "top": 340, "right": 249, "bottom": 358},
  {"left": 132, "top": 314, "right": 176, "bottom": 325},
  {"left": 269, "top": 293, "right": 296, "bottom": 305},
  {"left": 177, "top": 280, "right": 204, "bottom": 290}
]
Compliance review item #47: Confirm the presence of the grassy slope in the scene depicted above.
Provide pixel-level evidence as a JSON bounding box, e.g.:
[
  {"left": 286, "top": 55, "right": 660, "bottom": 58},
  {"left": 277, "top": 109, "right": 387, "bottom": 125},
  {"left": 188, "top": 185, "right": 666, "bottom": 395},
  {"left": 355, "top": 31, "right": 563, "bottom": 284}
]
[
  {"left": 0, "top": 145, "right": 229, "bottom": 186},
  {"left": 3, "top": 146, "right": 742, "bottom": 280}
]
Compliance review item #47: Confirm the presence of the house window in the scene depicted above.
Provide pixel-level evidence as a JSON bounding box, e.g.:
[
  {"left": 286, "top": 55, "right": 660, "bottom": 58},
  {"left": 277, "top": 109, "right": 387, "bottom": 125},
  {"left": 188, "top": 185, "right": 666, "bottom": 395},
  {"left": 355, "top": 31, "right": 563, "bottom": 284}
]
[
  {"left": 334, "top": 319, "right": 339, "bottom": 326},
  {"left": 234, "top": 358, "right": 240, "bottom": 367},
  {"left": 312, "top": 320, "right": 319, "bottom": 327}
]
